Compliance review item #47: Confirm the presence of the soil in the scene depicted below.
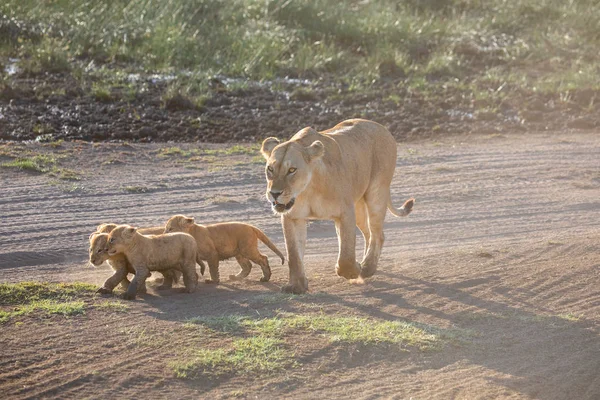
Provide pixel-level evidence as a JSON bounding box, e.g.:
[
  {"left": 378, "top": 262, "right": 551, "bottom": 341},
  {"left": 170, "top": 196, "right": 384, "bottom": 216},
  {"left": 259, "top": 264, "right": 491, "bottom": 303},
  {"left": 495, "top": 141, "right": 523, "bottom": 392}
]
[
  {"left": 1, "top": 74, "right": 599, "bottom": 143},
  {"left": 1, "top": 131, "right": 599, "bottom": 399}
]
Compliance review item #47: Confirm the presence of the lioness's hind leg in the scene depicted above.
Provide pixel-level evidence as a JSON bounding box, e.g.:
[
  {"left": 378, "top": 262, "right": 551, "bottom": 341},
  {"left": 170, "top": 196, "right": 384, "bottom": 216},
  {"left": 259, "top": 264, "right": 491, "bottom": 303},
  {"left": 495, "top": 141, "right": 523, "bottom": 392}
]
[
  {"left": 355, "top": 198, "right": 370, "bottom": 259},
  {"left": 361, "top": 188, "right": 388, "bottom": 278},
  {"left": 230, "top": 255, "right": 252, "bottom": 281}
]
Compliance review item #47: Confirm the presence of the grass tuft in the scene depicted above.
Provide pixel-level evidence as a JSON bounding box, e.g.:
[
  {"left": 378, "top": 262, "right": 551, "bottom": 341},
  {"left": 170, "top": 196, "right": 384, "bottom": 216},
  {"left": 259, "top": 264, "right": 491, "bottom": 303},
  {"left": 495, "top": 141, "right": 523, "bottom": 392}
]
[{"left": 172, "top": 336, "right": 291, "bottom": 378}]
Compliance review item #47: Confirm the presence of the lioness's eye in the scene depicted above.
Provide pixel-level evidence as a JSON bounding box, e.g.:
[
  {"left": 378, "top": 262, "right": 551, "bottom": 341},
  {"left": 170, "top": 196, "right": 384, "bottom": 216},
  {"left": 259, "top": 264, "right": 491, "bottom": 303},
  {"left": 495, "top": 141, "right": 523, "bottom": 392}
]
[
  {"left": 288, "top": 167, "right": 297, "bottom": 174},
  {"left": 97, "top": 249, "right": 103, "bottom": 253},
  {"left": 267, "top": 166, "right": 274, "bottom": 173},
  {"left": 109, "top": 238, "right": 115, "bottom": 244}
]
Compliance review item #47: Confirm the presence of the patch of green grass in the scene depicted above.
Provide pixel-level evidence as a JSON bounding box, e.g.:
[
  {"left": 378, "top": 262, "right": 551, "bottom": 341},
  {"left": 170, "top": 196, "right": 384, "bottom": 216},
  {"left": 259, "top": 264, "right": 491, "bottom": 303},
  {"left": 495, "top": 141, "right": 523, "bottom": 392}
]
[
  {"left": 0, "top": 299, "right": 86, "bottom": 323},
  {"left": 557, "top": 313, "right": 583, "bottom": 322},
  {"left": 1, "top": 153, "right": 81, "bottom": 180},
  {"left": 0, "top": 282, "right": 96, "bottom": 305},
  {"left": 1, "top": 154, "right": 56, "bottom": 173},
  {"left": 172, "top": 336, "right": 292, "bottom": 378},
  {"left": 202, "top": 144, "right": 261, "bottom": 156},
  {"left": 91, "top": 82, "right": 113, "bottom": 102},
  {"left": 93, "top": 300, "right": 129, "bottom": 313},
  {"left": 157, "top": 147, "right": 200, "bottom": 158}
]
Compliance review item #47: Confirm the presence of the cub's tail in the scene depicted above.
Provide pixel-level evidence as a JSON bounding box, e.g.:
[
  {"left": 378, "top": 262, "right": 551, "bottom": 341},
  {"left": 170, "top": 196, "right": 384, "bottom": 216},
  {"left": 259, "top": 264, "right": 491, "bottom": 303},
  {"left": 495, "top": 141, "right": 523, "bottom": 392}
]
[
  {"left": 252, "top": 227, "right": 286, "bottom": 265},
  {"left": 387, "top": 196, "right": 415, "bottom": 217}
]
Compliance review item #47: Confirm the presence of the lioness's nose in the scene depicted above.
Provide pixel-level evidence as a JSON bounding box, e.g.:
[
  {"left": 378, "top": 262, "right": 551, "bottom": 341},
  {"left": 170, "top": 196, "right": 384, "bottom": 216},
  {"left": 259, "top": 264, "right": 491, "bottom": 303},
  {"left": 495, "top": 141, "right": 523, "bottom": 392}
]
[{"left": 270, "top": 190, "right": 282, "bottom": 200}]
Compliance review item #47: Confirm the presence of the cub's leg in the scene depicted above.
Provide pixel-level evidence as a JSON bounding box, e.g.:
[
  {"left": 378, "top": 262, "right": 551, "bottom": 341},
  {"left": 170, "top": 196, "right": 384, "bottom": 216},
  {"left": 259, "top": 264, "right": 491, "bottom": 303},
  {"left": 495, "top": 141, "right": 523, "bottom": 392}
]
[
  {"left": 229, "top": 255, "right": 252, "bottom": 281},
  {"left": 181, "top": 261, "right": 199, "bottom": 293},
  {"left": 246, "top": 248, "right": 271, "bottom": 282},
  {"left": 97, "top": 264, "right": 128, "bottom": 294},
  {"left": 205, "top": 255, "right": 221, "bottom": 284},
  {"left": 123, "top": 266, "right": 150, "bottom": 300},
  {"left": 355, "top": 198, "right": 370, "bottom": 260},
  {"left": 157, "top": 269, "right": 179, "bottom": 290}
]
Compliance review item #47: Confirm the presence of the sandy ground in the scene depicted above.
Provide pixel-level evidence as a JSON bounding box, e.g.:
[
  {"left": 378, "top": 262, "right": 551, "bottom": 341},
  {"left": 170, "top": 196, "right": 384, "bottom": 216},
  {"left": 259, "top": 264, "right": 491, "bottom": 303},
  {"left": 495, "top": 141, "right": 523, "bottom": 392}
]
[{"left": 1, "top": 131, "right": 599, "bottom": 399}]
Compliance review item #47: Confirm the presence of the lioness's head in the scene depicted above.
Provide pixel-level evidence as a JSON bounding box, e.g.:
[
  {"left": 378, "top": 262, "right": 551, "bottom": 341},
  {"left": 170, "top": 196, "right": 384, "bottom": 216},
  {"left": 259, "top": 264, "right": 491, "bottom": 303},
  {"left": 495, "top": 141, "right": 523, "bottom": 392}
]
[
  {"left": 164, "top": 215, "right": 195, "bottom": 233},
  {"left": 89, "top": 232, "right": 110, "bottom": 266},
  {"left": 96, "top": 223, "right": 118, "bottom": 233},
  {"left": 261, "top": 134, "right": 324, "bottom": 214},
  {"left": 106, "top": 225, "right": 137, "bottom": 256}
]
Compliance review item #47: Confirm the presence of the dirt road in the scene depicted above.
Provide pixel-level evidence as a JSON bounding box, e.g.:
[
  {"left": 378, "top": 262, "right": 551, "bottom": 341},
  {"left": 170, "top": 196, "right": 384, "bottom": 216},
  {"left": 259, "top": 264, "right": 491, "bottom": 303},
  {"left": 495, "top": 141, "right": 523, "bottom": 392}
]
[{"left": 1, "top": 131, "right": 599, "bottom": 399}]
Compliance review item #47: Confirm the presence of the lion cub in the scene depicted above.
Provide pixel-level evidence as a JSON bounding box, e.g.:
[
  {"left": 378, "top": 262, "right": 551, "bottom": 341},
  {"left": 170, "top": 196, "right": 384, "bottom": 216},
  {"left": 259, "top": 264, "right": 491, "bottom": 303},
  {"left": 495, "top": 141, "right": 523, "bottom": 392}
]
[
  {"left": 164, "top": 215, "right": 285, "bottom": 284},
  {"left": 106, "top": 225, "right": 199, "bottom": 300},
  {"left": 91, "top": 223, "right": 183, "bottom": 292}
]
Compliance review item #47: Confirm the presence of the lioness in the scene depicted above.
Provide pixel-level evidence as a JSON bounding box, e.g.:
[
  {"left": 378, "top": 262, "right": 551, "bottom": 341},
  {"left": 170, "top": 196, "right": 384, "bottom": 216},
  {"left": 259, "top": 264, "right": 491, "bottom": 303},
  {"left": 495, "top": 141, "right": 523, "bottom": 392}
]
[
  {"left": 92, "top": 223, "right": 187, "bottom": 291},
  {"left": 106, "top": 225, "right": 199, "bottom": 300},
  {"left": 164, "top": 215, "right": 285, "bottom": 283},
  {"left": 261, "top": 119, "right": 414, "bottom": 294}
]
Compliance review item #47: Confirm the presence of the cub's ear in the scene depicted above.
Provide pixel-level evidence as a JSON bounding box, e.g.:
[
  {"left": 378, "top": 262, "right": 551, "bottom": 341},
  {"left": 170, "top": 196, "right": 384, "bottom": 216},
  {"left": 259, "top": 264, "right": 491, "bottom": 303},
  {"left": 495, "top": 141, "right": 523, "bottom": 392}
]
[
  {"left": 306, "top": 140, "right": 324, "bottom": 162},
  {"left": 185, "top": 217, "right": 195, "bottom": 225},
  {"left": 123, "top": 226, "right": 137, "bottom": 238},
  {"left": 261, "top": 137, "right": 280, "bottom": 159},
  {"left": 89, "top": 232, "right": 99, "bottom": 240}
]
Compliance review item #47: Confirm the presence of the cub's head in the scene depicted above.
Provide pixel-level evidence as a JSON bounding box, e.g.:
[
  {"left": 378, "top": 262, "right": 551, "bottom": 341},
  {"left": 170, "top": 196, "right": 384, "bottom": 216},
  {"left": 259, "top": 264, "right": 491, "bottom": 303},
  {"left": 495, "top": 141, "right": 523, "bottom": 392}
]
[
  {"left": 96, "top": 223, "right": 118, "bottom": 234},
  {"left": 164, "top": 215, "right": 195, "bottom": 233},
  {"left": 261, "top": 135, "right": 324, "bottom": 214},
  {"left": 89, "top": 232, "right": 110, "bottom": 266},
  {"left": 106, "top": 225, "right": 137, "bottom": 256}
]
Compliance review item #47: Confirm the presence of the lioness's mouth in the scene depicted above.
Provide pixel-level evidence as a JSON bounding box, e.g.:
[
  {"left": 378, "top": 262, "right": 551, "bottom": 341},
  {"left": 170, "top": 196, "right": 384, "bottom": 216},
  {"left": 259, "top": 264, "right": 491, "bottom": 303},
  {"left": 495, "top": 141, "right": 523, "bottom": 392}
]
[{"left": 272, "top": 198, "right": 295, "bottom": 213}]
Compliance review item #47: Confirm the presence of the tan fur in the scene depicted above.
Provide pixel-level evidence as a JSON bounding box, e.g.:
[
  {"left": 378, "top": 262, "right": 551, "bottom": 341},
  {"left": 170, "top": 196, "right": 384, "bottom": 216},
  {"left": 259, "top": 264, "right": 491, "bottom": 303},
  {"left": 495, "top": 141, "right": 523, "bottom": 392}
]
[
  {"left": 261, "top": 119, "right": 414, "bottom": 294},
  {"left": 91, "top": 223, "right": 185, "bottom": 292},
  {"left": 106, "top": 225, "right": 199, "bottom": 300},
  {"left": 165, "top": 215, "right": 285, "bottom": 283}
]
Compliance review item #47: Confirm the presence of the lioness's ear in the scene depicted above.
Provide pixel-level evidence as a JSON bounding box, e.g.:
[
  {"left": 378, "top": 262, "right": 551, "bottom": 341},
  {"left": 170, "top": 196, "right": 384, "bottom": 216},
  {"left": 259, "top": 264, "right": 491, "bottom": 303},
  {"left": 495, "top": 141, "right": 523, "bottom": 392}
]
[
  {"left": 185, "top": 217, "right": 195, "bottom": 225},
  {"left": 306, "top": 140, "right": 324, "bottom": 161},
  {"left": 261, "top": 137, "right": 280, "bottom": 159}
]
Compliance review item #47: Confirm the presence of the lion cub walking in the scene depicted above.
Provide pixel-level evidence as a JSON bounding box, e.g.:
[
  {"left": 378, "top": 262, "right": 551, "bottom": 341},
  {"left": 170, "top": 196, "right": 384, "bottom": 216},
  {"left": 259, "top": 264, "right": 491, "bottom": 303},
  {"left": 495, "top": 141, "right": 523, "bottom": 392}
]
[
  {"left": 106, "top": 225, "right": 199, "bottom": 300},
  {"left": 90, "top": 223, "right": 183, "bottom": 293},
  {"left": 164, "top": 215, "right": 285, "bottom": 284}
]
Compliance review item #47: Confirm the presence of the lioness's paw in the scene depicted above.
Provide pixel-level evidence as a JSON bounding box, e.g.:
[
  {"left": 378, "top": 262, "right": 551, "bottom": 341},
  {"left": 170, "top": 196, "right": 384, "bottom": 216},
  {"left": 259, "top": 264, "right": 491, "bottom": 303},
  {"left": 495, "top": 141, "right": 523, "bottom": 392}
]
[
  {"left": 96, "top": 287, "right": 113, "bottom": 295},
  {"left": 281, "top": 277, "right": 308, "bottom": 294},
  {"left": 260, "top": 276, "right": 271, "bottom": 282},
  {"left": 336, "top": 262, "right": 361, "bottom": 280}
]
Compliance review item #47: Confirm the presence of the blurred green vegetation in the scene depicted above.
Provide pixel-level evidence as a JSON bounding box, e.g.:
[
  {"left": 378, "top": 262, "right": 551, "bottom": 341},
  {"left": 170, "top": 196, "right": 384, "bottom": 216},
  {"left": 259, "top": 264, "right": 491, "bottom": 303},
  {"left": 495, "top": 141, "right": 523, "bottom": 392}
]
[{"left": 1, "top": 0, "right": 599, "bottom": 93}]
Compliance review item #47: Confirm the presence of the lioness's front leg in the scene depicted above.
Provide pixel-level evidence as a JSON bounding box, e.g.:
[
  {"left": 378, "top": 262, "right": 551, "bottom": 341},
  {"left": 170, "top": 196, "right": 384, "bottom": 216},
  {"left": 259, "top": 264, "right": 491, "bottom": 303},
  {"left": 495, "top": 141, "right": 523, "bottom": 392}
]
[
  {"left": 123, "top": 266, "right": 150, "bottom": 300},
  {"left": 334, "top": 210, "right": 361, "bottom": 280},
  {"left": 281, "top": 216, "right": 308, "bottom": 294},
  {"left": 97, "top": 266, "right": 128, "bottom": 294}
]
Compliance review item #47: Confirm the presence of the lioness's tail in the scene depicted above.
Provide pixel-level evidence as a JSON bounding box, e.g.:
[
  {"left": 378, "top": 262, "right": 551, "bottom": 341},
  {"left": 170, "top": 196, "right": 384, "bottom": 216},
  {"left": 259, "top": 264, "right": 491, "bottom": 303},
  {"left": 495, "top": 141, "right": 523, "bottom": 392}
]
[
  {"left": 387, "top": 195, "right": 415, "bottom": 217},
  {"left": 252, "top": 227, "right": 286, "bottom": 265}
]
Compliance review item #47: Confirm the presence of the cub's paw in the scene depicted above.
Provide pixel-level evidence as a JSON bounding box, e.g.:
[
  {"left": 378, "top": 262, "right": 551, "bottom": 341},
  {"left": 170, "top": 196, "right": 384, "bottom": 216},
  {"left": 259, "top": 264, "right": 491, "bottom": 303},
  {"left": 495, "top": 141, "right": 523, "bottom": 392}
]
[
  {"left": 122, "top": 292, "right": 136, "bottom": 300},
  {"left": 204, "top": 279, "right": 220, "bottom": 284},
  {"left": 96, "top": 287, "right": 113, "bottom": 295},
  {"left": 260, "top": 276, "right": 271, "bottom": 283}
]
